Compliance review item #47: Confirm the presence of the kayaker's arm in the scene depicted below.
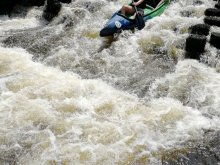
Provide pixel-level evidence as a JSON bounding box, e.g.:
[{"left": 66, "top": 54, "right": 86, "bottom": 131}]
[
  {"left": 132, "top": 0, "right": 144, "bottom": 6},
  {"left": 155, "top": 0, "right": 166, "bottom": 8}
]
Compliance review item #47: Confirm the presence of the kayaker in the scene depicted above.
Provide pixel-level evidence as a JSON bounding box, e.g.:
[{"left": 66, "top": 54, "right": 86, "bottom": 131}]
[{"left": 121, "top": 0, "right": 167, "bottom": 19}]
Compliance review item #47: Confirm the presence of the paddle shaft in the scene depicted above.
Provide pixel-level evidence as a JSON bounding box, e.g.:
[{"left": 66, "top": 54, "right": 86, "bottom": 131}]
[
  {"left": 132, "top": 0, "right": 145, "bottom": 30},
  {"left": 132, "top": 0, "right": 138, "bottom": 15}
]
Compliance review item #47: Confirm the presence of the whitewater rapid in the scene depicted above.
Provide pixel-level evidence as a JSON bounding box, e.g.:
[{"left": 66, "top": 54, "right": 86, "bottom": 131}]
[{"left": 0, "top": 0, "right": 220, "bottom": 164}]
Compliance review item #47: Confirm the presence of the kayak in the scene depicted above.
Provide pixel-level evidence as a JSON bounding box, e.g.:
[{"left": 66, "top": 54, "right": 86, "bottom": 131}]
[{"left": 100, "top": 0, "right": 170, "bottom": 37}]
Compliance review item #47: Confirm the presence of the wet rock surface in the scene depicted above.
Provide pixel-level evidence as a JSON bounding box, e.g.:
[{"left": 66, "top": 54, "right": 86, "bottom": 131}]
[{"left": 0, "top": 0, "right": 71, "bottom": 16}]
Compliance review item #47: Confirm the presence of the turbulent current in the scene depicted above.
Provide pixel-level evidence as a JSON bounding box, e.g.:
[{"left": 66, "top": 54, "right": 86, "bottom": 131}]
[{"left": 0, "top": 0, "right": 220, "bottom": 164}]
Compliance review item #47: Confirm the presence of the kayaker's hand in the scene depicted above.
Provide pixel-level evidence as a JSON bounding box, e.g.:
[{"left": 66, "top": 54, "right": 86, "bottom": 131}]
[{"left": 132, "top": 2, "right": 137, "bottom": 6}]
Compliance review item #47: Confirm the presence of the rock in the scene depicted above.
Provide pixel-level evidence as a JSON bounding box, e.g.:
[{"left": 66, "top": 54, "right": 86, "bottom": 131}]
[
  {"left": 185, "top": 34, "right": 207, "bottom": 59},
  {"left": 210, "top": 32, "right": 220, "bottom": 49},
  {"left": 204, "top": 16, "right": 220, "bottom": 27},
  {"left": 189, "top": 24, "right": 210, "bottom": 36},
  {"left": 29, "top": 0, "right": 45, "bottom": 6},
  {"left": 205, "top": 8, "right": 220, "bottom": 17},
  {"left": 0, "top": 0, "right": 70, "bottom": 16},
  {"left": 58, "top": 0, "right": 71, "bottom": 3},
  {"left": 215, "top": 2, "right": 220, "bottom": 9},
  {"left": 43, "top": 0, "right": 61, "bottom": 21},
  {"left": 0, "top": 0, "right": 20, "bottom": 15}
]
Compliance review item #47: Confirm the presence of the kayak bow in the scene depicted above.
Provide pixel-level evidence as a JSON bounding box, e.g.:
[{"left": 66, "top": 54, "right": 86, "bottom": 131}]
[{"left": 100, "top": 0, "right": 170, "bottom": 37}]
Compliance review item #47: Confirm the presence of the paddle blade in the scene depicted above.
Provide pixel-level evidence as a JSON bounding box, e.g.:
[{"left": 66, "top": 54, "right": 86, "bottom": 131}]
[{"left": 135, "top": 13, "right": 145, "bottom": 30}]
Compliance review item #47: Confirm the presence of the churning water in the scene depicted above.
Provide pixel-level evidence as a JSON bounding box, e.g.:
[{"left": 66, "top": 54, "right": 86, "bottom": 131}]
[{"left": 0, "top": 0, "right": 220, "bottom": 164}]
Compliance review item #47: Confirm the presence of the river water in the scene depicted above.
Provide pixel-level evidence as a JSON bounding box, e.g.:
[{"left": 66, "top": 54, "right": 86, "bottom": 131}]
[{"left": 0, "top": 0, "right": 220, "bottom": 164}]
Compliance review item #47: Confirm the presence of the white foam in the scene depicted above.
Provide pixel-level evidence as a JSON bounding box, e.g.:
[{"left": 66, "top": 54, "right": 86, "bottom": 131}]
[{"left": 0, "top": 47, "right": 217, "bottom": 164}]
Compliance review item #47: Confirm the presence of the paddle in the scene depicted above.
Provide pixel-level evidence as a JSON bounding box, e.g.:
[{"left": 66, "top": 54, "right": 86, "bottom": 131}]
[{"left": 133, "top": 0, "right": 145, "bottom": 30}]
